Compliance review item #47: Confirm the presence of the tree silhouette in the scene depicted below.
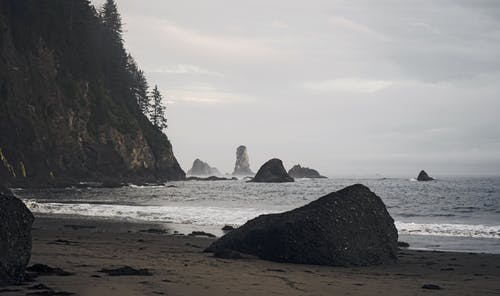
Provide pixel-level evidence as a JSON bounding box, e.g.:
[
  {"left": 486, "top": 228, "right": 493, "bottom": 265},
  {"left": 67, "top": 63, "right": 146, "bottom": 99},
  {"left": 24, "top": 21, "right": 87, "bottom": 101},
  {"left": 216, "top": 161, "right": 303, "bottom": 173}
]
[
  {"left": 100, "top": 0, "right": 122, "bottom": 41},
  {"left": 150, "top": 85, "right": 168, "bottom": 130},
  {"left": 126, "top": 54, "right": 150, "bottom": 115}
]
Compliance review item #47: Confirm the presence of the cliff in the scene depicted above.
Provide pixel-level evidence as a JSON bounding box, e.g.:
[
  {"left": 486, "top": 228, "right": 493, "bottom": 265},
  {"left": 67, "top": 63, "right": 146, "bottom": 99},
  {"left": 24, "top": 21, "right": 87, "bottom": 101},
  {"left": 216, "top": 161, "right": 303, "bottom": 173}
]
[{"left": 0, "top": 0, "right": 185, "bottom": 187}]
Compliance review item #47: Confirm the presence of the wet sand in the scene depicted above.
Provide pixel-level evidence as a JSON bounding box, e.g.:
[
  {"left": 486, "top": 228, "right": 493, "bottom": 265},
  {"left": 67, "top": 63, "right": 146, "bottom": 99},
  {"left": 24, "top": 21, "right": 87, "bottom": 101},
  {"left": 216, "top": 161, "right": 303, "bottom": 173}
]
[{"left": 2, "top": 217, "right": 500, "bottom": 296}]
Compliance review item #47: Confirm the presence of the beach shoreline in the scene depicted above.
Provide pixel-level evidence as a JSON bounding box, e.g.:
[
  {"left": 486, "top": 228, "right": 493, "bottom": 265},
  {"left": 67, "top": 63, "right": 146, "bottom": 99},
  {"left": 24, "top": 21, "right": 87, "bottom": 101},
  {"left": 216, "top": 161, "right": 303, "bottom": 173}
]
[{"left": 2, "top": 216, "right": 499, "bottom": 296}]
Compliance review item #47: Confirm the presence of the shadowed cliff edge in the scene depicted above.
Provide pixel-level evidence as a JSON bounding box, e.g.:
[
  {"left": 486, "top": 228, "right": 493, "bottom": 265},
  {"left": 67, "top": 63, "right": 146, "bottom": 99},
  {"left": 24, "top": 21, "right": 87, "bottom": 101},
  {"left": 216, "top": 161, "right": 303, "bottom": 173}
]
[{"left": 0, "top": 0, "right": 185, "bottom": 187}]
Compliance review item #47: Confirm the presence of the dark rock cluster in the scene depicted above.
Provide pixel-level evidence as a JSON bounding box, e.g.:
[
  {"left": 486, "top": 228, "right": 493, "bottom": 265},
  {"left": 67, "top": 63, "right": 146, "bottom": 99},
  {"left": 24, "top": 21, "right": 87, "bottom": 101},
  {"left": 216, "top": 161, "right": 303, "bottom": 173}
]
[
  {"left": 288, "top": 164, "right": 326, "bottom": 179},
  {"left": 187, "top": 159, "right": 221, "bottom": 176}
]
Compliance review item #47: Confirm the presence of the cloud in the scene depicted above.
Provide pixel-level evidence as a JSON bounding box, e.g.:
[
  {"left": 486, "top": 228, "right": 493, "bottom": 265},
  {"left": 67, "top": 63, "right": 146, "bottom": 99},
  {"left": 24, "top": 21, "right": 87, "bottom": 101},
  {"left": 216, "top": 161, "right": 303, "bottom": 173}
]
[
  {"left": 160, "top": 23, "right": 276, "bottom": 57},
  {"left": 271, "top": 20, "right": 289, "bottom": 29},
  {"left": 410, "top": 22, "right": 441, "bottom": 35},
  {"left": 165, "top": 84, "right": 256, "bottom": 104},
  {"left": 302, "top": 78, "right": 393, "bottom": 94},
  {"left": 329, "top": 17, "right": 390, "bottom": 42},
  {"left": 150, "top": 64, "right": 223, "bottom": 76}
]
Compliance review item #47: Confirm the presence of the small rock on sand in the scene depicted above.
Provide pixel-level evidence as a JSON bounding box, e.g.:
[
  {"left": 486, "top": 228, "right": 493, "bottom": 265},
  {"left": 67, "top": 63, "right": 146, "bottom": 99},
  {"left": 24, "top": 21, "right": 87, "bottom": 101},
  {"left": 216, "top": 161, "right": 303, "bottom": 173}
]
[
  {"left": 26, "top": 264, "right": 74, "bottom": 276},
  {"left": 189, "top": 231, "right": 216, "bottom": 238},
  {"left": 214, "top": 249, "right": 244, "bottom": 259},
  {"left": 99, "top": 266, "right": 152, "bottom": 276},
  {"left": 422, "top": 284, "right": 442, "bottom": 290},
  {"left": 222, "top": 225, "right": 235, "bottom": 231}
]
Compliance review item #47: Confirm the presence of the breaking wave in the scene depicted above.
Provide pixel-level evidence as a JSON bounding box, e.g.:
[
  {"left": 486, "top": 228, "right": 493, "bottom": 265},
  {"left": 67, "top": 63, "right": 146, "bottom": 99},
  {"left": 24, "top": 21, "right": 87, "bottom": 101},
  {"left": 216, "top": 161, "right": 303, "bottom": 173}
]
[{"left": 24, "top": 199, "right": 500, "bottom": 239}]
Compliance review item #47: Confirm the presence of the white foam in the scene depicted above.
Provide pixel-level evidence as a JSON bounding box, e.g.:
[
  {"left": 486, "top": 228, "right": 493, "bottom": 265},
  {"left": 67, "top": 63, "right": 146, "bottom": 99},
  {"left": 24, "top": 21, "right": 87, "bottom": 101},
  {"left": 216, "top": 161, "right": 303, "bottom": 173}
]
[
  {"left": 24, "top": 200, "right": 277, "bottom": 226},
  {"left": 396, "top": 221, "right": 500, "bottom": 239},
  {"left": 24, "top": 199, "right": 500, "bottom": 239}
]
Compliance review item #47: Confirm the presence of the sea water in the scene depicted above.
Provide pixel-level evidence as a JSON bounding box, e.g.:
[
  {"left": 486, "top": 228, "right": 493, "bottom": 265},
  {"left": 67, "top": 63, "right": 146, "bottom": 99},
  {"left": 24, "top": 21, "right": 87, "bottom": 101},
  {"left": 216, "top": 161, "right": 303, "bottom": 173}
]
[{"left": 14, "top": 176, "right": 500, "bottom": 254}]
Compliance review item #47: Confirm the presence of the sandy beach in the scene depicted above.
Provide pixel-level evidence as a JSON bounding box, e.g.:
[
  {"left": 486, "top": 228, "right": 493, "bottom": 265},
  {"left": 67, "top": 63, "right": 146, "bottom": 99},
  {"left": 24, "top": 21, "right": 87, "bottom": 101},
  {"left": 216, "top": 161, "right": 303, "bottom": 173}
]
[{"left": 1, "top": 217, "right": 499, "bottom": 296}]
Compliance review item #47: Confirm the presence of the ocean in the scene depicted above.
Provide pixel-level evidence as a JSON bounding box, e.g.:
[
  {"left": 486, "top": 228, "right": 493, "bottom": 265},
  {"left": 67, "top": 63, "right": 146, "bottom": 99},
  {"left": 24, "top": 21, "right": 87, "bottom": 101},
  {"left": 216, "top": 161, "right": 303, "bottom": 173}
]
[{"left": 14, "top": 176, "right": 500, "bottom": 254}]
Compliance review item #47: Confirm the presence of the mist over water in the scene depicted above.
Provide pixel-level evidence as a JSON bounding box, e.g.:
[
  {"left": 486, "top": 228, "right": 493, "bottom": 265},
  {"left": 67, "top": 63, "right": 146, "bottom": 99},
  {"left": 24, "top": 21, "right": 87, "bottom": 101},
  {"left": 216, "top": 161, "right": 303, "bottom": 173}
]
[{"left": 15, "top": 176, "right": 500, "bottom": 252}]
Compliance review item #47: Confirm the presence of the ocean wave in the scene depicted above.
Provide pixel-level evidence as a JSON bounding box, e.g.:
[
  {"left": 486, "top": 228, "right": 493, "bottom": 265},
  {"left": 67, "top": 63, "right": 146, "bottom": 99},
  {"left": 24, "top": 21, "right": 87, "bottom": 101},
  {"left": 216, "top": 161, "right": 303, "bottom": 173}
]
[
  {"left": 23, "top": 199, "right": 500, "bottom": 239},
  {"left": 398, "top": 213, "right": 456, "bottom": 218},
  {"left": 396, "top": 221, "right": 500, "bottom": 239},
  {"left": 23, "top": 199, "right": 278, "bottom": 226}
]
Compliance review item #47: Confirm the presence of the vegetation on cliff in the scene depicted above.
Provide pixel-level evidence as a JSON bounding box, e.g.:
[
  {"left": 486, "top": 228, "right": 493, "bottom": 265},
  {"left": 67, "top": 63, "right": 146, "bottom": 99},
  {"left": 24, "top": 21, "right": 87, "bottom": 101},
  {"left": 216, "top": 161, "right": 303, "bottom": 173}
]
[{"left": 0, "top": 0, "right": 185, "bottom": 186}]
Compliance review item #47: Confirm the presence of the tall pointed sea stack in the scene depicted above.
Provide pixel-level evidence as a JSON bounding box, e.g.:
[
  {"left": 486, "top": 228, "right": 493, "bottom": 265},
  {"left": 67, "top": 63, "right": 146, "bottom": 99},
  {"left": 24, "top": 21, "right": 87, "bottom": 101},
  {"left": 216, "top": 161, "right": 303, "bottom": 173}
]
[{"left": 232, "top": 146, "right": 254, "bottom": 176}]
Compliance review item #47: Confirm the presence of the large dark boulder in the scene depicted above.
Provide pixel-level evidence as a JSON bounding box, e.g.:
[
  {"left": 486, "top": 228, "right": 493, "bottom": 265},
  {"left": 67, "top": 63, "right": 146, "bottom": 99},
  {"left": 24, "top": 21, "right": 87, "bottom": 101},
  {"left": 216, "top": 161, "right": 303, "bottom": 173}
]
[
  {"left": 205, "top": 184, "right": 398, "bottom": 266},
  {"left": 0, "top": 186, "right": 34, "bottom": 285},
  {"left": 288, "top": 164, "right": 327, "bottom": 179},
  {"left": 417, "top": 170, "right": 434, "bottom": 181},
  {"left": 251, "top": 159, "right": 294, "bottom": 183}
]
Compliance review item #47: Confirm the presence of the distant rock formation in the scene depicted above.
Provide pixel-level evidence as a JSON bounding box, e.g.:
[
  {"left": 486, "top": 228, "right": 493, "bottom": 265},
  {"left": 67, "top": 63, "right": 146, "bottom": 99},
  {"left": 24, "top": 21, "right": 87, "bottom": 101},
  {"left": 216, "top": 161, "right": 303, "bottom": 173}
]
[
  {"left": 232, "top": 146, "right": 254, "bottom": 176},
  {"left": 0, "top": 186, "right": 34, "bottom": 285},
  {"left": 417, "top": 170, "right": 434, "bottom": 181},
  {"left": 187, "top": 159, "right": 221, "bottom": 176},
  {"left": 186, "top": 176, "right": 237, "bottom": 181},
  {"left": 288, "top": 164, "right": 327, "bottom": 179},
  {"left": 251, "top": 158, "right": 294, "bottom": 183},
  {"left": 205, "top": 184, "right": 398, "bottom": 266}
]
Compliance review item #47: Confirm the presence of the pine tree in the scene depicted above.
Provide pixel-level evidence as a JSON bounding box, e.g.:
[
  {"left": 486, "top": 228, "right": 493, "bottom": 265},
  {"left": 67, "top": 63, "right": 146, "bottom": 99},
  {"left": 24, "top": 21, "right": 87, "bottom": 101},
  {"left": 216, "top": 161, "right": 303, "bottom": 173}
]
[
  {"left": 100, "top": 0, "right": 122, "bottom": 41},
  {"left": 150, "top": 85, "right": 168, "bottom": 130},
  {"left": 126, "top": 54, "right": 150, "bottom": 115}
]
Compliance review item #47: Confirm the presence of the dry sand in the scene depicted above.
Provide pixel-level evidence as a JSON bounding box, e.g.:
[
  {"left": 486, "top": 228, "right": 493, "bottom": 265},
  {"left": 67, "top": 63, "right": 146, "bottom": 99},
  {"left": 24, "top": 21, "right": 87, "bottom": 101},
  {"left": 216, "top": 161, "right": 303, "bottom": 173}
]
[{"left": 2, "top": 217, "right": 500, "bottom": 296}]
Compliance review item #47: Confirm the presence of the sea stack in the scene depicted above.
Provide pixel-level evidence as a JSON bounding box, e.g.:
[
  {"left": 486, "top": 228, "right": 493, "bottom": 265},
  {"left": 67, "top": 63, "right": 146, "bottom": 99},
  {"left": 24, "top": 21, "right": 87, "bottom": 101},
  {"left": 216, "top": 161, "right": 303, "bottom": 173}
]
[
  {"left": 232, "top": 146, "right": 254, "bottom": 176},
  {"left": 187, "top": 159, "right": 221, "bottom": 176},
  {"left": 288, "top": 164, "right": 327, "bottom": 179},
  {"left": 205, "top": 184, "right": 398, "bottom": 266},
  {"left": 0, "top": 186, "right": 34, "bottom": 285},
  {"left": 417, "top": 170, "right": 434, "bottom": 181},
  {"left": 251, "top": 158, "right": 294, "bottom": 183}
]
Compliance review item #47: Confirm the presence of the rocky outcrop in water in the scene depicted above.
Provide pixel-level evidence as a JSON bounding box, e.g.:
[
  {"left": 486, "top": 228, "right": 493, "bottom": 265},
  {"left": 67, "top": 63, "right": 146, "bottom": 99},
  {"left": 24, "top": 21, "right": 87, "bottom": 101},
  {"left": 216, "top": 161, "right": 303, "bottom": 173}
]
[
  {"left": 0, "top": 186, "right": 34, "bottom": 285},
  {"left": 417, "top": 170, "right": 434, "bottom": 181},
  {"left": 187, "top": 159, "right": 221, "bottom": 176},
  {"left": 288, "top": 164, "right": 326, "bottom": 179},
  {"left": 0, "top": 0, "right": 185, "bottom": 187},
  {"left": 205, "top": 184, "right": 398, "bottom": 266},
  {"left": 251, "top": 158, "right": 294, "bottom": 183},
  {"left": 232, "top": 146, "right": 254, "bottom": 176},
  {"left": 186, "top": 176, "right": 237, "bottom": 181}
]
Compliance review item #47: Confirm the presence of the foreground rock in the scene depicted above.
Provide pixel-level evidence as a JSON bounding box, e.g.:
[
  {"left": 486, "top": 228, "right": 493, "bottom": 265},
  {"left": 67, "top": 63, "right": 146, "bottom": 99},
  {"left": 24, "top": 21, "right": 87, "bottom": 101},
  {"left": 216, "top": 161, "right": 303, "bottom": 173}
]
[
  {"left": 232, "top": 146, "right": 254, "bottom": 176},
  {"left": 205, "top": 184, "right": 398, "bottom": 266},
  {"left": 187, "top": 159, "right": 221, "bottom": 176},
  {"left": 251, "top": 159, "right": 294, "bottom": 183},
  {"left": 0, "top": 186, "right": 34, "bottom": 285},
  {"left": 288, "top": 164, "right": 326, "bottom": 179},
  {"left": 417, "top": 170, "right": 434, "bottom": 181}
]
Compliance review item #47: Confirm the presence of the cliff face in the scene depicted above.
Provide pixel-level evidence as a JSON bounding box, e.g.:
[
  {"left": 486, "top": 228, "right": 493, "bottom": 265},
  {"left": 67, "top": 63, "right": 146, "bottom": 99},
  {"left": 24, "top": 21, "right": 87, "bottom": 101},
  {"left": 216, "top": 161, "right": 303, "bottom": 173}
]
[{"left": 0, "top": 0, "right": 185, "bottom": 186}]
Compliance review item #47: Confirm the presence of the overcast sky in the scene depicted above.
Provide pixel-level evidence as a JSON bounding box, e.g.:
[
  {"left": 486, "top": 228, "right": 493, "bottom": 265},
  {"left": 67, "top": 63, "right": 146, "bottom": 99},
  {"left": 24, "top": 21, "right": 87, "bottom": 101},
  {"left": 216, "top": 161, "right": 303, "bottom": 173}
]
[{"left": 93, "top": 0, "right": 500, "bottom": 177}]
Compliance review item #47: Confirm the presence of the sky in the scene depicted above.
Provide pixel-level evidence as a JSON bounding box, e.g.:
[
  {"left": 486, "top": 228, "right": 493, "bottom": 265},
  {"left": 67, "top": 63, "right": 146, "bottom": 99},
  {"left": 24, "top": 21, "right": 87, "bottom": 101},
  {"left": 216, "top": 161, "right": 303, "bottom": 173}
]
[{"left": 92, "top": 0, "right": 500, "bottom": 177}]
